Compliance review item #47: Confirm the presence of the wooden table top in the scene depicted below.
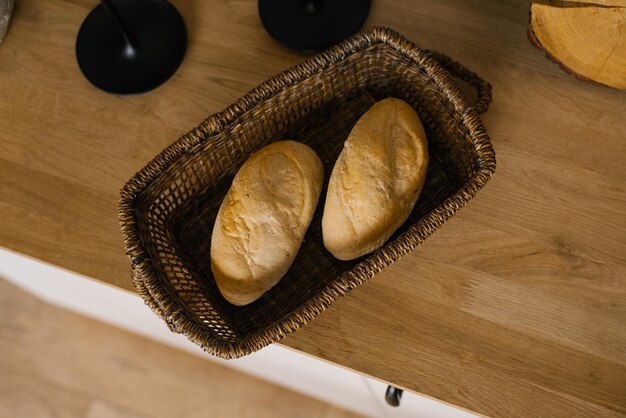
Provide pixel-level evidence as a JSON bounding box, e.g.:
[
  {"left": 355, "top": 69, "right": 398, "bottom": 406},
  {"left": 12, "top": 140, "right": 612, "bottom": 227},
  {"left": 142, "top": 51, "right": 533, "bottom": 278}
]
[{"left": 1, "top": 0, "right": 625, "bottom": 416}]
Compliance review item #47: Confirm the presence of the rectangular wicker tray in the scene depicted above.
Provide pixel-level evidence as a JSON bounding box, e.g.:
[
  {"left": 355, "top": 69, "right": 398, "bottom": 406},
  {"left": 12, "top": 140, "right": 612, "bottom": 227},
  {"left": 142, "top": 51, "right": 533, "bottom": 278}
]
[{"left": 119, "top": 27, "right": 496, "bottom": 359}]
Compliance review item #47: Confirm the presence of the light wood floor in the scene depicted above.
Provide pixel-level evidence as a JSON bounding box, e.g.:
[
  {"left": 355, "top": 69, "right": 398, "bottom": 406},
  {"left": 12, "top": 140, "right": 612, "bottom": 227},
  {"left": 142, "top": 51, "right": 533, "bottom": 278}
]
[{"left": 0, "top": 278, "right": 363, "bottom": 418}]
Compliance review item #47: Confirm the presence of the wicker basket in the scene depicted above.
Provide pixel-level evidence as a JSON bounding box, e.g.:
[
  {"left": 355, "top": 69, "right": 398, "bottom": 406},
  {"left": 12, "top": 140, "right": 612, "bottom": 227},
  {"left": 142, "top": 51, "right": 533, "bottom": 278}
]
[{"left": 119, "top": 27, "right": 496, "bottom": 359}]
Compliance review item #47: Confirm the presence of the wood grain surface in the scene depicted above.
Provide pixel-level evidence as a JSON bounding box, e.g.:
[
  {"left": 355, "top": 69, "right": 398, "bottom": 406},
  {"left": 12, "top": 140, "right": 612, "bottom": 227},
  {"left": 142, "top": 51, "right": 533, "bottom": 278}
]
[
  {"left": 0, "top": 278, "right": 362, "bottom": 418},
  {"left": 1, "top": 0, "right": 625, "bottom": 417}
]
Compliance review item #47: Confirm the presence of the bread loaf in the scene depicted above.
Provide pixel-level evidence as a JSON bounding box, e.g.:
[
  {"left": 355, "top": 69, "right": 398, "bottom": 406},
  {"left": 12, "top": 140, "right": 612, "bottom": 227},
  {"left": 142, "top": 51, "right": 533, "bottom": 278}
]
[
  {"left": 211, "top": 141, "right": 323, "bottom": 306},
  {"left": 322, "top": 98, "right": 429, "bottom": 260}
]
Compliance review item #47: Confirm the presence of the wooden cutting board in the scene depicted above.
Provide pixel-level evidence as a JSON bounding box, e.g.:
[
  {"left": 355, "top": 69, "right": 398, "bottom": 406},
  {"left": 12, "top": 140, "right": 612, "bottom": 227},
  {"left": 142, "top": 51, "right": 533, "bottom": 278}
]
[{"left": 529, "top": 0, "right": 626, "bottom": 89}]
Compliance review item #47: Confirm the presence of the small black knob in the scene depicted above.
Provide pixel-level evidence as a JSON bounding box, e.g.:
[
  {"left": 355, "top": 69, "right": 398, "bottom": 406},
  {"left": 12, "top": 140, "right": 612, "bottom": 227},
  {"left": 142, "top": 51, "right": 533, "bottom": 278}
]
[{"left": 385, "top": 385, "right": 403, "bottom": 407}]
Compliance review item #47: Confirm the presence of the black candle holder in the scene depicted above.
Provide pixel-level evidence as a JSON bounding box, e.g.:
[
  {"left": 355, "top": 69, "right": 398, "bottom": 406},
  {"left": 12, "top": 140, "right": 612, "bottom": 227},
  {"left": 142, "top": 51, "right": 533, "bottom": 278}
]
[
  {"left": 76, "top": 0, "right": 187, "bottom": 95},
  {"left": 259, "top": 0, "right": 371, "bottom": 52}
]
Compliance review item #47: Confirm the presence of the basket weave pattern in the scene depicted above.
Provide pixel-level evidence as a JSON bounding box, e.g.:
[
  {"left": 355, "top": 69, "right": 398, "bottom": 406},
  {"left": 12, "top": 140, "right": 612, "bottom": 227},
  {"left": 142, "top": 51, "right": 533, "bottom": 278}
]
[{"left": 119, "top": 27, "right": 496, "bottom": 359}]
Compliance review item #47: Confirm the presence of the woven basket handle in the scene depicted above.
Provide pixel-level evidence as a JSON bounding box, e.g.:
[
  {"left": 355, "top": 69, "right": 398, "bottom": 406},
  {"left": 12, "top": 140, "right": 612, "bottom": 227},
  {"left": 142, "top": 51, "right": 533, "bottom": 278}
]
[{"left": 428, "top": 50, "right": 492, "bottom": 114}]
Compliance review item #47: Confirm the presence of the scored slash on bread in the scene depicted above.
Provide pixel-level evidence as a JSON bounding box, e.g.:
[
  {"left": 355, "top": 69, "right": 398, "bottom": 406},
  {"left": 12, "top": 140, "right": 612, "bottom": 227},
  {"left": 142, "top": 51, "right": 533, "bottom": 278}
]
[
  {"left": 322, "top": 98, "right": 429, "bottom": 260},
  {"left": 211, "top": 141, "right": 323, "bottom": 306}
]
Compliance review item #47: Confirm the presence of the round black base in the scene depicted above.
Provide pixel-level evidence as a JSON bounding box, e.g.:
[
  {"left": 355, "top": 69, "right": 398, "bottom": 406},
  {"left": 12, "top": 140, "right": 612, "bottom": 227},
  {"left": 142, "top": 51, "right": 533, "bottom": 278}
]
[
  {"left": 76, "top": 0, "right": 187, "bottom": 95},
  {"left": 258, "top": 0, "right": 371, "bottom": 52}
]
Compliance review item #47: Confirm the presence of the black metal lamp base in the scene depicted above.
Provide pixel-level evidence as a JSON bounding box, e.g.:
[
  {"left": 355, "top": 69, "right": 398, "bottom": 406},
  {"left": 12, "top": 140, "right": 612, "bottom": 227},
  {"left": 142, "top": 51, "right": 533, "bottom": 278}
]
[
  {"left": 76, "top": 0, "right": 187, "bottom": 95},
  {"left": 258, "top": 0, "right": 371, "bottom": 52}
]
